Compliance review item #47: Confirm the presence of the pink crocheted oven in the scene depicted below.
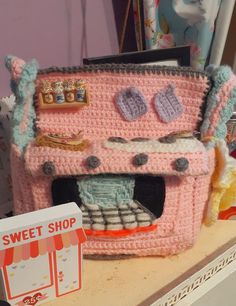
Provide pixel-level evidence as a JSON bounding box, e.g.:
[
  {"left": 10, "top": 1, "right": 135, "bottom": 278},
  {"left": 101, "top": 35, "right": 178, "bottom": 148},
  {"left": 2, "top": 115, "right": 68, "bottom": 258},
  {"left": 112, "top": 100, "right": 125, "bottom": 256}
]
[{"left": 8, "top": 59, "right": 218, "bottom": 256}]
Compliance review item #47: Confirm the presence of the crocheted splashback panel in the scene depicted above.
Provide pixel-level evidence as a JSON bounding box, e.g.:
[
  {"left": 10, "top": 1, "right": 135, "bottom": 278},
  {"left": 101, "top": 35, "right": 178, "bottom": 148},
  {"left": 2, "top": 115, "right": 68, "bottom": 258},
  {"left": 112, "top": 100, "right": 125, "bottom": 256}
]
[{"left": 35, "top": 65, "right": 210, "bottom": 138}]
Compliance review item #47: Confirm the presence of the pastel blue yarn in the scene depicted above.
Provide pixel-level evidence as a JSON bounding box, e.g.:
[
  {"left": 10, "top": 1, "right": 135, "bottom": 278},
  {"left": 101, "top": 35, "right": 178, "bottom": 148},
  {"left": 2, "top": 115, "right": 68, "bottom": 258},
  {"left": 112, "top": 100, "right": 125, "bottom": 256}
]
[
  {"left": 77, "top": 175, "right": 135, "bottom": 208},
  {"left": 215, "top": 86, "right": 236, "bottom": 139},
  {"left": 5, "top": 56, "right": 38, "bottom": 151},
  {"left": 205, "top": 64, "right": 217, "bottom": 75},
  {"left": 5, "top": 55, "right": 15, "bottom": 71},
  {"left": 200, "top": 66, "right": 232, "bottom": 136}
]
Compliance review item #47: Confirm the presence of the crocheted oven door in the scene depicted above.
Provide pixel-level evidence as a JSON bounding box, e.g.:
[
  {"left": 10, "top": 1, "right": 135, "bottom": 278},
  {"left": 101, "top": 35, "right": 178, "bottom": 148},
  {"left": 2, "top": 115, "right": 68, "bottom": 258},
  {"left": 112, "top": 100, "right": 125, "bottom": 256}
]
[{"left": 11, "top": 64, "right": 214, "bottom": 256}]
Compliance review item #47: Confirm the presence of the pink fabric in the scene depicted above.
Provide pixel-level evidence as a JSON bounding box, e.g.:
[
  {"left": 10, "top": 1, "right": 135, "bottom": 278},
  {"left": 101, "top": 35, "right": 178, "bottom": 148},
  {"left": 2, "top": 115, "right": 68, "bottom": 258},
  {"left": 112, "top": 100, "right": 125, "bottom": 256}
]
[
  {"left": 11, "top": 145, "right": 53, "bottom": 214},
  {"left": 11, "top": 141, "right": 215, "bottom": 256},
  {"left": 11, "top": 145, "right": 35, "bottom": 214},
  {"left": 36, "top": 73, "right": 209, "bottom": 138},
  {"left": 25, "top": 140, "right": 209, "bottom": 177},
  {"left": 11, "top": 69, "right": 215, "bottom": 256},
  {"left": 11, "top": 58, "right": 25, "bottom": 81}
]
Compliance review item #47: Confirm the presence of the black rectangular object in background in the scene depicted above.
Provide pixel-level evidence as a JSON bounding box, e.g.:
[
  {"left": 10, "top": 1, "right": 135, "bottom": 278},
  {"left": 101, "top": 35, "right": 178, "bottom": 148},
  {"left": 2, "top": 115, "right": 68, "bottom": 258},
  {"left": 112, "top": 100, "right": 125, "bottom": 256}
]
[{"left": 83, "top": 46, "right": 191, "bottom": 67}]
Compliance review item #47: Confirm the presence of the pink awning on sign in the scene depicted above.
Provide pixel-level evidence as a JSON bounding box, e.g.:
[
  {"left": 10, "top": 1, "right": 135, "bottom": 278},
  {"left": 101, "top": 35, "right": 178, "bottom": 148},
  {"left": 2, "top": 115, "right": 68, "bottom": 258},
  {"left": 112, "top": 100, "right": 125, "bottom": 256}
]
[{"left": 0, "top": 228, "right": 86, "bottom": 268}]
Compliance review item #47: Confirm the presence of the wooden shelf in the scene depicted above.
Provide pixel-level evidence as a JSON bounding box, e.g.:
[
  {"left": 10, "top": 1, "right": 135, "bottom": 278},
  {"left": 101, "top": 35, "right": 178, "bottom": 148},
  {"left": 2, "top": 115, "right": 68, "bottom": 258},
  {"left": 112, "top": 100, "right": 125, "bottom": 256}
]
[
  {"left": 38, "top": 93, "right": 88, "bottom": 110},
  {"left": 42, "top": 221, "right": 236, "bottom": 306}
]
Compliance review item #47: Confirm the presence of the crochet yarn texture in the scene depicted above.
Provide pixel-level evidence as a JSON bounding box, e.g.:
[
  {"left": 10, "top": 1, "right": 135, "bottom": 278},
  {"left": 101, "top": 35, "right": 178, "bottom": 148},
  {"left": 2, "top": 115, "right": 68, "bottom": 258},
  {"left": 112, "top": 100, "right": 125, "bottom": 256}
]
[{"left": 6, "top": 57, "right": 236, "bottom": 257}]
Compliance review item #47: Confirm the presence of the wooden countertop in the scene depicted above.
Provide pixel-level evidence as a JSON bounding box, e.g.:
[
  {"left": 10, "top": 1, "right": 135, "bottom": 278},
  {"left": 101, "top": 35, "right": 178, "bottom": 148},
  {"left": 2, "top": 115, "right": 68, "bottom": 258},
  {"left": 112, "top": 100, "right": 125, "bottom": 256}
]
[{"left": 44, "top": 221, "right": 236, "bottom": 306}]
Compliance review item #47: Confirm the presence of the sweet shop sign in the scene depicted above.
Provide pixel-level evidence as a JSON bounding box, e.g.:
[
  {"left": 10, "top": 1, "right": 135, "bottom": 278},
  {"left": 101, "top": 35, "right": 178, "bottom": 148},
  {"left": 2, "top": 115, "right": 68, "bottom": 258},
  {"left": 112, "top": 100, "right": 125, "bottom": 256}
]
[{"left": 0, "top": 202, "right": 86, "bottom": 305}]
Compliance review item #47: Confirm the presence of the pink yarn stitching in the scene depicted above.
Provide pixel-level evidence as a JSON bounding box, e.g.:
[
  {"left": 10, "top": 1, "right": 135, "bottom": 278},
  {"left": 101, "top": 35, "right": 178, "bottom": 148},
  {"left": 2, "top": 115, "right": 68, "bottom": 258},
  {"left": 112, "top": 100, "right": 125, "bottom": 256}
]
[
  {"left": 36, "top": 74, "right": 208, "bottom": 138},
  {"left": 11, "top": 69, "right": 215, "bottom": 256},
  {"left": 11, "top": 58, "right": 25, "bottom": 81}
]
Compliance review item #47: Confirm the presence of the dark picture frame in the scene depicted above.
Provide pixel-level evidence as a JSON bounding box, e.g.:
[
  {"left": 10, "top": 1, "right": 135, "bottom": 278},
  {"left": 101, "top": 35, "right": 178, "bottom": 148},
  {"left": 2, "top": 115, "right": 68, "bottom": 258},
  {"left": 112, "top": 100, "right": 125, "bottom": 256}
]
[{"left": 83, "top": 46, "right": 191, "bottom": 67}]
